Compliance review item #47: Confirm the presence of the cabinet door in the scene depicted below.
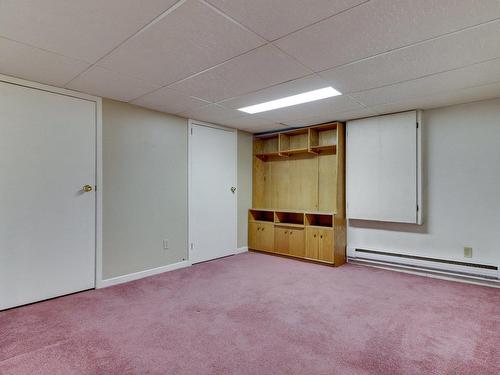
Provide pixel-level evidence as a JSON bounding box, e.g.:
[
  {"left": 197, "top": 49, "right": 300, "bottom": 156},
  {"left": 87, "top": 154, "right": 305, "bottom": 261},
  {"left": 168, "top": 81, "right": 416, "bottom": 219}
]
[
  {"left": 274, "top": 226, "right": 290, "bottom": 254},
  {"left": 248, "top": 222, "right": 260, "bottom": 250},
  {"left": 305, "top": 228, "right": 319, "bottom": 259},
  {"left": 259, "top": 222, "right": 275, "bottom": 252},
  {"left": 318, "top": 229, "right": 334, "bottom": 263},
  {"left": 289, "top": 228, "right": 305, "bottom": 257}
]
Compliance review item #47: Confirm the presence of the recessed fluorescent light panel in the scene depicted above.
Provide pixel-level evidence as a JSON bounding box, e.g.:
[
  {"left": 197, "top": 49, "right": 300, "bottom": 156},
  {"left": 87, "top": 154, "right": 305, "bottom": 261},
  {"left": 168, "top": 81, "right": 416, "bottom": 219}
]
[{"left": 238, "top": 87, "right": 341, "bottom": 114}]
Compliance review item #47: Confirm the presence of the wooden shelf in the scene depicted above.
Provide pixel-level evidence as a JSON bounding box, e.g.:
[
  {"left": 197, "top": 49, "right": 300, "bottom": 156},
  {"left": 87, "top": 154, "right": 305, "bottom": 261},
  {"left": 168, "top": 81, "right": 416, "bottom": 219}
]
[
  {"left": 280, "top": 147, "right": 309, "bottom": 156},
  {"left": 255, "top": 151, "right": 280, "bottom": 159},
  {"left": 310, "top": 144, "right": 336, "bottom": 153},
  {"left": 274, "top": 223, "right": 305, "bottom": 228},
  {"left": 251, "top": 120, "right": 346, "bottom": 266}
]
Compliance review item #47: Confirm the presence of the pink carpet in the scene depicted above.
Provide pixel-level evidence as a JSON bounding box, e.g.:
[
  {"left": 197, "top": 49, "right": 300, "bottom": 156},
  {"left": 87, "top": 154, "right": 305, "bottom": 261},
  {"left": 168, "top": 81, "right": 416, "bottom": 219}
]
[{"left": 1, "top": 252, "right": 499, "bottom": 375}]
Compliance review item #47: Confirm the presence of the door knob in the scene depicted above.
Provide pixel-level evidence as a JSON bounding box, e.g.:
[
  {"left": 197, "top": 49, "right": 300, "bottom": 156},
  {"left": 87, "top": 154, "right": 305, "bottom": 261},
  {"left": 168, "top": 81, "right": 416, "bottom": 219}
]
[
  {"left": 230, "top": 186, "right": 236, "bottom": 194},
  {"left": 82, "top": 184, "right": 93, "bottom": 192}
]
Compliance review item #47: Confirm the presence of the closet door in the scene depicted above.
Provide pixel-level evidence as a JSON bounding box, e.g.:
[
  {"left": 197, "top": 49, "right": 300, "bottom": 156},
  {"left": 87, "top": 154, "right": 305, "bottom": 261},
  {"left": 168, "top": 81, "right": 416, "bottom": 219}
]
[
  {"left": 189, "top": 122, "right": 237, "bottom": 264},
  {"left": 0, "top": 81, "right": 96, "bottom": 310}
]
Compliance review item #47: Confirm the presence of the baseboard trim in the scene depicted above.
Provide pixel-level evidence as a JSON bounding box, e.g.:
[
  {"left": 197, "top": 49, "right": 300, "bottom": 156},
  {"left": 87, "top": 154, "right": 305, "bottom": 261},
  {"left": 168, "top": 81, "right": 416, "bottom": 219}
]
[
  {"left": 349, "top": 258, "right": 500, "bottom": 288},
  {"left": 235, "top": 246, "right": 248, "bottom": 254},
  {"left": 98, "top": 260, "right": 191, "bottom": 289},
  {"left": 348, "top": 247, "right": 498, "bottom": 279}
]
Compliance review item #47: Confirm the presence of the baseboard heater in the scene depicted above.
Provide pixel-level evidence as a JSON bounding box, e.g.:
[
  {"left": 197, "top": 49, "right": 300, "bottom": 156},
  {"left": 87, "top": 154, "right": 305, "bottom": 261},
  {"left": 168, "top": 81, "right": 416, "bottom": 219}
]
[{"left": 349, "top": 248, "right": 499, "bottom": 280}]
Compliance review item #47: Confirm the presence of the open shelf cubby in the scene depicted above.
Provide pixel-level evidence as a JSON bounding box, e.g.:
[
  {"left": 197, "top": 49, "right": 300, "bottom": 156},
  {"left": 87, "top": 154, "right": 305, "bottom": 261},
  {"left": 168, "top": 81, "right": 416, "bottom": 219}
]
[
  {"left": 309, "top": 124, "right": 337, "bottom": 154},
  {"left": 249, "top": 209, "right": 275, "bottom": 222},
  {"left": 275, "top": 211, "right": 305, "bottom": 226},
  {"left": 305, "top": 213, "right": 333, "bottom": 228},
  {"left": 279, "top": 128, "right": 309, "bottom": 155},
  {"left": 254, "top": 135, "right": 279, "bottom": 158}
]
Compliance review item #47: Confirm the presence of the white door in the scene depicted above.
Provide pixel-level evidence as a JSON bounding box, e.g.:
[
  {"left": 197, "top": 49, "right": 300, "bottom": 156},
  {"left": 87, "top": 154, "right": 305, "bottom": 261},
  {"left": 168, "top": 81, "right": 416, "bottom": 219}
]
[
  {"left": 0, "top": 81, "right": 96, "bottom": 310},
  {"left": 189, "top": 122, "right": 237, "bottom": 264}
]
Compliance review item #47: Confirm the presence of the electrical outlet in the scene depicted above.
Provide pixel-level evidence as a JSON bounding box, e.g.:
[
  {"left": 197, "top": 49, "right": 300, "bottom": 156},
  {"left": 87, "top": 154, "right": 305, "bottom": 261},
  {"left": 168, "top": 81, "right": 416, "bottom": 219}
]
[
  {"left": 463, "top": 246, "right": 473, "bottom": 258},
  {"left": 162, "top": 239, "right": 169, "bottom": 250}
]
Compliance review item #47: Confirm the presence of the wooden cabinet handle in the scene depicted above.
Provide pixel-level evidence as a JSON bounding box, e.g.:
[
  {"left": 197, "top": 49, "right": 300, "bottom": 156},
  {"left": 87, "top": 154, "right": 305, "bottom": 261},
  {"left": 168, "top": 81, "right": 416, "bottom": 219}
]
[
  {"left": 320, "top": 235, "right": 323, "bottom": 239},
  {"left": 313, "top": 234, "right": 316, "bottom": 238}
]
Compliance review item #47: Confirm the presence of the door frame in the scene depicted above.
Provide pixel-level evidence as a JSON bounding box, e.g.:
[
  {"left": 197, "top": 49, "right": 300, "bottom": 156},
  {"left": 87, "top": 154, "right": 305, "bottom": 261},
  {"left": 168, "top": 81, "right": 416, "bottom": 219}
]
[
  {"left": 188, "top": 119, "right": 238, "bottom": 263},
  {"left": 0, "top": 73, "right": 104, "bottom": 289}
]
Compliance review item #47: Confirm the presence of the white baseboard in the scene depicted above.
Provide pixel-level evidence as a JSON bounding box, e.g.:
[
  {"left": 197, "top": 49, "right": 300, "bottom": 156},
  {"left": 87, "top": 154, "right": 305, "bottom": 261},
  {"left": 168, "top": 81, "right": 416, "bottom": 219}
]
[
  {"left": 348, "top": 247, "right": 499, "bottom": 279},
  {"left": 97, "top": 260, "right": 191, "bottom": 288},
  {"left": 235, "top": 246, "right": 248, "bottom": 254}
]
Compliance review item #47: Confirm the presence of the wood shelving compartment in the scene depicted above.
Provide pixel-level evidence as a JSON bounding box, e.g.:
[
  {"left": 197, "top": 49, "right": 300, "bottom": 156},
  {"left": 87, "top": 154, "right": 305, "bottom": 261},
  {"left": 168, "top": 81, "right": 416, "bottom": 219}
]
[
  {"left": 309, "top": 123, "right": 337, "bottom": 154},
  {"left": 250, "top": 121, "right": 346, "bottom": 266},
  {"left": 275, "top": 211, "right": 305, "bottom": 226},
  {"left": 254, "top": 134, "right": 279, "bottom": 159},
  {"left": 249, "top": 209, "right": 274, "bottom": 222}
]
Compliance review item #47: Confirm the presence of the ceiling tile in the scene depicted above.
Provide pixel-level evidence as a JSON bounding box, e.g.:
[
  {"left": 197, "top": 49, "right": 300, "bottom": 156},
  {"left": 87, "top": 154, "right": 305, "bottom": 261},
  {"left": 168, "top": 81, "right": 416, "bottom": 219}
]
[
  {"left": 168, "top": 45, "right": 311, "bottom": 102},
  {"left": 66, "top": 66, "right": 161, "bottom": 102},
  {"left": 218, "top": 115, "right": 287, "bottom": 132},
  {"left": 370, "top": 81, "right": 500, "bottom": 115},
  {"left": 283, "top": 106, "right": 379, "bottom": 127},
  {"left": 320, "top": 20, "right": 500, "bottom": 94},
  {"left": 256, "top": 95, "right": 363, "bottom": 123},
  {"left": 205, "top": 0, "right": 367, "bottom": 41},
  {"left": 220, "top": 74, "right": 330, "bottom": 109},
  {"left": 98, "top": 0, "right": 265, "bottom": 86},
  {"left": 131, "top": 87, "right": 209, "bottom": 114},
  {"left": 275, "top": 0, "right": 500, "bottom": 71},
  {"left": 238, "top": 122, "right": 289, "bottom": 134},
  {"left": 351, "top": 58, "right": 500, "bottom": 107},
  {"left": 0, "top": 0, "right": 179, "bottom": 62},
  {"left": 0, "top": 37, "right": 89, "bottom": 86},
  {"left": 178, "top": 104, "right": 245, "bottom": 124}
]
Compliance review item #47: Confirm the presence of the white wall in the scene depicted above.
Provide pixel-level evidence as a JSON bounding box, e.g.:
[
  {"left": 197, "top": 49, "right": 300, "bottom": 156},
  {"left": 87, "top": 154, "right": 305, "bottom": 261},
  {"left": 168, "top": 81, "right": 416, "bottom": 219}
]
[
  {"left": 102, "top": 100, "right": 188, "bottom": 279},
  {"left": 102, "top": 100, "right": 253, "bottom": 279},
  {"left": 348, "top": 98, "right": 500, "bottom": 268},
  {"left": 237, "top": 130, "right": 253, "bottom": 248}
]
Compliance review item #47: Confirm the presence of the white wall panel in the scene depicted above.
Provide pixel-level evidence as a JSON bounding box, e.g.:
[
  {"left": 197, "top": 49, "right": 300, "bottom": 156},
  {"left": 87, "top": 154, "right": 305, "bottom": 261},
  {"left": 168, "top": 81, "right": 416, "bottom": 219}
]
[{"left": 347, "top": 111, "right": 421, "bottom": 223}]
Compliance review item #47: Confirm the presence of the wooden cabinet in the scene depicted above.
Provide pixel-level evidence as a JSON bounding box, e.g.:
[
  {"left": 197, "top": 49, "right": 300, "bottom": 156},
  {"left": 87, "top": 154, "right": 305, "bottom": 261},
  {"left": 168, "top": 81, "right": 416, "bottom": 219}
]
[
  {"left": 249, "top": 121, "right": 346, "bottom": 266},
  {"left": 306, "top": 227, "right": 334, "bottom": 263},
  {"left": 274, "top": 226, "right": 290, "bottom": 254},
  {"left": 249, "top": 222, "right": 274, "bottom": 252},
  {"left": 275, "top": 226, "right": 305, "bottom": 256},
  {"left": 288, "top": 228, "right": 305, "bottom": 257}
]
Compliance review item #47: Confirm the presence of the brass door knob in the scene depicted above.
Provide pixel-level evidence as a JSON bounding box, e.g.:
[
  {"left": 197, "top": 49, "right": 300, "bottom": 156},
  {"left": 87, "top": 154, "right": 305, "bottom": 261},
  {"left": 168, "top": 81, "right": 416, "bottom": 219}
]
[{"left": 82, "top": 184, "right": 93, "bottom": 192}]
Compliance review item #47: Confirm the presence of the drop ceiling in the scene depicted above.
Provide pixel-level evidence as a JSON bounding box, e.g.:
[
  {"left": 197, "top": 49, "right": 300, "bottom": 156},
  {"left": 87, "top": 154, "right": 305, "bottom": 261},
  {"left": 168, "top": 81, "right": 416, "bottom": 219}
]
[{"left": 0, "top": 0, "right": 499, "bottom": 133}]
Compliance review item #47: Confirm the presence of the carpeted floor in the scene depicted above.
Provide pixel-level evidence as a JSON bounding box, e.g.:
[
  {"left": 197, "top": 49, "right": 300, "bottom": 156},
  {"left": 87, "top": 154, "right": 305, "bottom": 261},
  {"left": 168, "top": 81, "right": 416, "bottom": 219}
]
[{"left": 1, "top": 252, "right": 499, "bottom": 375}]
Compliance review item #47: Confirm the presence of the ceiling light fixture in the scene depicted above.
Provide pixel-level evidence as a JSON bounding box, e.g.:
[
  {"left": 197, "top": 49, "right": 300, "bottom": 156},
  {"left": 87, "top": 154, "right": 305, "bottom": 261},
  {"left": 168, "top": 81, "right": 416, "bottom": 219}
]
[{"left": 238, "top": 87, "right": 342, "bottom": 114}]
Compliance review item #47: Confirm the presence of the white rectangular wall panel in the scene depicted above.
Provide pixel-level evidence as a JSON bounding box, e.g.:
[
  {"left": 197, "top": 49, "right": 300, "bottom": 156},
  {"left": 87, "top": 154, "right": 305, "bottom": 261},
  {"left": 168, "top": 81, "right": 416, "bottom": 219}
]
[{"left": 347, "top": 111, "right": 422, "bottom": 224}]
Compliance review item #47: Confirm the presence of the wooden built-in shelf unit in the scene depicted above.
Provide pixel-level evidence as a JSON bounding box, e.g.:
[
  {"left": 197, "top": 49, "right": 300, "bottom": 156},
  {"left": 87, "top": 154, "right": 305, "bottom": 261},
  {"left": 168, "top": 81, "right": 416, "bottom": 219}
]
[{"left": 249, "top": 122, "right": 346, "bottom": 266}]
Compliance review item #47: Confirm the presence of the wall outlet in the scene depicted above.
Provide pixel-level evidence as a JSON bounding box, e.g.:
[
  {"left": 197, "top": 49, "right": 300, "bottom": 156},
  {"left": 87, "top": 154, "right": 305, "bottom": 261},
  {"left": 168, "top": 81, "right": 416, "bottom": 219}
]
[
  {"left": 162, "top": 239, "right": 169, "bottom": 250},
  {"left": 463, "top": 246, "right": 473, "bottom": 258}
]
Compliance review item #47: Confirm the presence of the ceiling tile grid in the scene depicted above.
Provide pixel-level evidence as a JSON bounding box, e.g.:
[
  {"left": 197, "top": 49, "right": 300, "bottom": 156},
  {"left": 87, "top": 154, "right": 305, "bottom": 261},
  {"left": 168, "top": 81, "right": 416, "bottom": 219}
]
[
  {"left": 66, "top": 66, "right": 162, "bottom": 102},
  {"left": 350, "top": 58, "right": 500, "bottom": 107},
  {"left": 96, "top": 0, "right": 266, "bottom": 86},
  {"left": 204, "top": 0, "right": 368, "bottom": 41},
  {"left": 0, "top": 37, "right": 90, "bottom": 87},
  {"left": 167, "top": 44, "right": 312, "bottom": 103},
  {"left": 0, "top": 0, "right": 181, "bottom": 63},
  {"left": 131, "top": 87, "right": 210, "bottom": 115},
  {"left": 319, "top": 20, "right": 500, "bottom": 94},
  {"left": 274, "top": 0, "right": 500, "bottom": 72},
  {"left": 0, "top": 0, "right": 500, "bottom": 132}
]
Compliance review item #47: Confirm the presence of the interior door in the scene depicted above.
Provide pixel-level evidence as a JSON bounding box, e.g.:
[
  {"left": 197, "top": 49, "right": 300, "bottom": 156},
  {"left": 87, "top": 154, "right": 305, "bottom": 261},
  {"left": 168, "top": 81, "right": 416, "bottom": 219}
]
[
  {"left": 190, "top": 123, "right": 237, "bottom": 264},
  {"left": 0, "top": 81, "right": 96, "bottom": 310}
]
